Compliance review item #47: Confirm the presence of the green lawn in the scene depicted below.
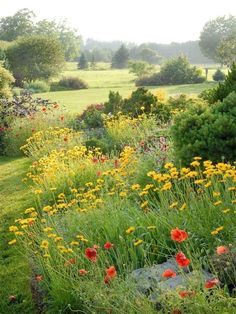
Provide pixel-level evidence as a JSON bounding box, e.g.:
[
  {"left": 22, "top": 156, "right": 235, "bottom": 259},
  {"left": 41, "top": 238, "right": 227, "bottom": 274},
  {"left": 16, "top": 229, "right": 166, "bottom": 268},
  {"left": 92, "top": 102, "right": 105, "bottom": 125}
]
[
  {"left": 39, "top": 82, "right": 218, "bottom": 113},
  {"left": 0, "top": 157, "right": 35, "bottom": 313}
]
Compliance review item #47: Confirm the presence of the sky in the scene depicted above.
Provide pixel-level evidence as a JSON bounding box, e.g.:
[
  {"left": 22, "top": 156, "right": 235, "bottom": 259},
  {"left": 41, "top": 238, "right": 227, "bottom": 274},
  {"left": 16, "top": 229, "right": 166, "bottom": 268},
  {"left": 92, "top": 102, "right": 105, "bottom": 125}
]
[{"left": 0, "top": 0, "right": 235, "bottom": 44}]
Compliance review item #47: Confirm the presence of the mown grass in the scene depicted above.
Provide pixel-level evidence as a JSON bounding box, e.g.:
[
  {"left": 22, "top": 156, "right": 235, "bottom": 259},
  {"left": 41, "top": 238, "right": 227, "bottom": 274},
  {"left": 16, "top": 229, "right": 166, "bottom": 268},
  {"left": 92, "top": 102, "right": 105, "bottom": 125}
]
[{"left": 0, "top": 157, "right": 35, "bottom": 313}]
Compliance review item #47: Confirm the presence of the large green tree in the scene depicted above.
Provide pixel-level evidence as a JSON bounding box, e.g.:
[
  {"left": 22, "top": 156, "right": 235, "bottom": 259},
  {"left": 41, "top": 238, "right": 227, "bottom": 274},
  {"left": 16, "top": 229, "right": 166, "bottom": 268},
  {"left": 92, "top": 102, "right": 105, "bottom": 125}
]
[
  {"left": 6, "top": 35, "right": 65, "bottom": 85},
  {"left": 199, "top": 15, "right": 236, "bottom": 63},
  {"left": 111, "top": 45, "right": 129, "bottom": 69},
  {"left": 0, "top": 8, "right": 35, "bottom": 41}
]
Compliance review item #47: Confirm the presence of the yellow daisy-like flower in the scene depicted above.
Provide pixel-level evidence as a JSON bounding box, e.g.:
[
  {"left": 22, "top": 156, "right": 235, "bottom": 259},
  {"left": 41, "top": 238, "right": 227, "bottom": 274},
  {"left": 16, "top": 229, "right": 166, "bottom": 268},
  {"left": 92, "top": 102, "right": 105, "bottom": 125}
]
[
  {"left": 70, "top": 241, "right": 79, "bottom": 246},
  {"left": 131, "top": 184, "right": 141, "bottom": 191},
  {"left": 9, "top": 226, "right": 18, "bottom": 232},
  {"left": 40, "top": 240, "right": 49, "bottom": 249},
  {"left": 213, "top": 200, "right": 222, "bottom": 206},
  {"left": 222, "top": 209, "right": 230, "bottom": 214},
  {"left": 8, "top": 239, "right": 17, "bottom": 245},
  {"left": 169, "top": 202, "right": 178, "bottom": 209},
  {"left": 134, "top": 239, "right": 143, "bottom": 246},
  {"left": 126, "top": 226, "right": 135, "bottom": 234},
  {"left": 190, "top": 161, "right": 200, "bottom": 167},
  {"left": 179, "top": 203, "right": 187, "bottom": 211}
]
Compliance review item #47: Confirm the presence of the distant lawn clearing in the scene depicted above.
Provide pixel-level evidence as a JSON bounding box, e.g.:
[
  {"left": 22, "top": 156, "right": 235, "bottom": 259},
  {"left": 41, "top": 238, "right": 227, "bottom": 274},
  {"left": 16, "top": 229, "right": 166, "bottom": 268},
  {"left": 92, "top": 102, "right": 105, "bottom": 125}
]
[{"left": 39, "top": 82, "right": 217, "bottom": 113}]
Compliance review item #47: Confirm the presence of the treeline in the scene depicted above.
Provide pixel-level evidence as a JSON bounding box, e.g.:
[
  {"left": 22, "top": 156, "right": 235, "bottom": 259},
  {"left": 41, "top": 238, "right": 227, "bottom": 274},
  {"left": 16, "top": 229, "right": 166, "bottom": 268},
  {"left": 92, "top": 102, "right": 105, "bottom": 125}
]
[{"left": 83, "top": 39, "right": 213, "bottom": 64}]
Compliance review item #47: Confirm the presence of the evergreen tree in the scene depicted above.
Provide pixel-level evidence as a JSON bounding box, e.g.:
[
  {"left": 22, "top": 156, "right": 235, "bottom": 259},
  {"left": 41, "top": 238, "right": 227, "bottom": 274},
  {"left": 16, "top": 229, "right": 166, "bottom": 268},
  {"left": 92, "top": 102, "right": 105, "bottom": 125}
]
[
  {"left": 111, "top": 45, "right": 129, "bottom": 69},
  {"left": 78, "top": 53, "right": 88, "bottom": 69}
]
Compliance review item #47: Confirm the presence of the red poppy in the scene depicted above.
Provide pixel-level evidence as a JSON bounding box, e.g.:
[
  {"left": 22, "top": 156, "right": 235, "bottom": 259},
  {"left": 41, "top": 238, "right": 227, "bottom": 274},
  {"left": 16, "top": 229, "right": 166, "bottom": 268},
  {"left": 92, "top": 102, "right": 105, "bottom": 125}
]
[
  {"left": 92, "top": 157, "right": 99, "bottom": 163},
  {"left": 100, "top": 156, "right": 107, "bottom": 163},
  {"left": 35, "top": 275, "right": 43, "bottom": 282},
  {"left": 106, "top": 266, "right": 117, "bottom": 278},
  {"left": 60, "top": 116, "right": 64, "bottom": 121},
  {"left": 204, "top": 278, "right": 219, "bottom": 289},
  {"left": 64, "top": 258, "right": 76, "bottom": 267},
  {"left": 79, "top": 269, "right": 88, "bottom": 275},
  {"left": 175, "top": 252, "right": 190, "bottom": 267},
  {"left": 85, "top": 247, "right": 97, "bottom": 262},
  {"left": 216, "top": 246, "right": 229, "bottom": 255},
  {"left": 162, "top": 269, "right": 177, "bottom": 278},
  {"left": 171, "top": 228, "right": 188, "bottom": 242},
  {"left": 104, "top": 275, "right": 111, "bottom": 284},
  {"left": 97, "top": 171, "right": 102, "bottom": 177},
  {"left": 179, "top": 290, "right": 195, "bottom": 298},
  {"left": 104, "top": 242, "right": 114, "bottom": 250}
]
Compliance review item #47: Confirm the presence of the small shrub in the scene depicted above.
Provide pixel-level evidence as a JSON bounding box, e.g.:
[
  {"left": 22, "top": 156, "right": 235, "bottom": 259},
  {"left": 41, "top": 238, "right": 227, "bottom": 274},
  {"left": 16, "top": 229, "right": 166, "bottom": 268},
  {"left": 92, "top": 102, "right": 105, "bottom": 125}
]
[
  {"left": 24, "top": 80, "right": 50, "bottom": 93},
  {"left": 213, "top": 69, "right": 226, "bottom": 82},
  {"left": 136, "top": 56, "right": 206, "bottom": 86},
  {"left": 56, "top": 76, "right": 88, "bottom": 90},
  {"left": 76, "top": 104, "right": 105, "bottom": 129},
  {"left": 171, "top": 92, "right": 236, "bottom": 165},
  {"left": 104, "top": 91, "right": 123, "bottom": 114},
  {"left": 0, "top": 65, "right": 15, "bottom": 98}
]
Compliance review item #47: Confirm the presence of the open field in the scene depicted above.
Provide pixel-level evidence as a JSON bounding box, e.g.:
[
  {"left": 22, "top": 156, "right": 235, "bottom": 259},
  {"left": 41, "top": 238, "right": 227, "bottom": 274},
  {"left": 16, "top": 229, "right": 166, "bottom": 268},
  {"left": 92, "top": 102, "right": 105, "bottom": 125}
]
[{"left": 38, "top": 62, "right": 221, "bottom": 113}]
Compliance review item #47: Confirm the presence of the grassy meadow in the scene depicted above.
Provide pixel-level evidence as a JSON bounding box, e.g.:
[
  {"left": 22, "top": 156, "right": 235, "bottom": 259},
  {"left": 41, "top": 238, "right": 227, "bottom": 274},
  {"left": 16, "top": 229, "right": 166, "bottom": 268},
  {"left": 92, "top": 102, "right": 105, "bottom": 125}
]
[{"left": 38, "top": 62, "right": 222, "bottom": 112}]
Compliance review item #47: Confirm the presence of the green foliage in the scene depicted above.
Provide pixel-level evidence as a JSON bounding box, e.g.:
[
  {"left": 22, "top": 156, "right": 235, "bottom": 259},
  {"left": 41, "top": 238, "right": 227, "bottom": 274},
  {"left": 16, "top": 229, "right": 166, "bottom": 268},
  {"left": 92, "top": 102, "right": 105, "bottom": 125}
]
[
  {"left": 111, "top": 45, "right": 129, "bottom": 69},
  {"left": 128, "top": 60, "right": 155, "bottom": 79},
  {"left": 199, "top": 15, "right": 236, "bottom": 63},
  {"left": 6, "top": 35, "right": 65, "bottom": 86},
  {"left": 0, "top": 65, "right": 14, "bottom": 98},
  {"left": 23, "top": 80, "right": 50, "bottom": 93},
  {"left": 136, "top": 56, "right": 205, "bottom": 86},
  {"left": 213, "top": 69, "right": 226, "bottom": 82},
  {"left": 78, "top": 52, "right": 88, "bottom": 69},
  {"left": 77, "top": 104, "right": 105, "bottom": 129},
  {"left": 104, "top": 91, "right": 124, "bottom": 114},
  {"left": 171, "top": 92, "right": 236, "bottom": 165},
  {"left": 0, "top": 9, "right": 35, "bottom": 41}
]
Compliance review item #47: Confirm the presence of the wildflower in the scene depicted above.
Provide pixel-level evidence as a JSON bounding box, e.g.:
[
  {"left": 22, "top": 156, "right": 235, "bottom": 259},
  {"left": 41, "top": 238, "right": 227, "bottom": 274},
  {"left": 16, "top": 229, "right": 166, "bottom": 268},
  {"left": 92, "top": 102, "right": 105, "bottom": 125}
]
[
  {"left": 171, "top": 228, "right": 188, "bottom": 242},
  {"left": 64, "top": 258, "right": 76, "bottom": 267},
  {"left": 35, "top": 275, "right": 43, "bottom": 282},
  {"left": 204, "top": 278, "right": 219, "bottom": 289},
  {"left": 190, "top": 161, "right": 200, "bottom": 167},
  {"left": 70, "top": 241, "right": 79, "bottom": 246},
  {"left": 213, "top": 192, "right": 221, "bottom": 197},
  {"left": 40, "top": 240, "right": 49, "bottom": 249},
  {"left": 213, "top": 200, "right": 222, "bottom": 206},
  {"left": 222, "top": 208, "right": 230, "bottom": 214},
  {"left": 79, "top": 269, "right": 88, "bottom": 275},
  {"left": 134, "top": 239, "right": 143, "bottom": 246},
  {"left": 131, "top": 184, "right": 140, "bottom": 191},
  {"left": 175, "top": 252, "right": 190, "bottom": 267},
  {"left": 211, "top": 226, "right": 224, "bottom": 235},
  {"left": 140, "top": 201, "right": 148, "bottom": 209},
  {"left": 193, "top": 156, "right": 202, "bottom": 160},
  {"left": 8, "top": 239, "right": 17, "bottom": 245},
  {"left": 179, "top": 290, "right": 195, "bottom": 298},
  {"left": 179, "top": 203, "right": 187, "bottom": 211},
  {"left": 85, "top": 247, "right": 97, "bottom": 262},
  {"left": 216, "top": 246, "right": 229, "bottom": 255},
  {"left": 126, "top": 226, "right": 135, "bottom": 234},
  {"left": 147, "top": 225, "right": 156, "bottom": 230},
  {"left": 104, "top": 266, "right": 117, "bottom": 284},
  {"left": 170, "top": 202, "right": 178, "bottom": 209},
  {"left": 104, "top": 242, "right": 113, "bottom": 249},
  {"left": 164, "top": 163, "right": 174, "bottom": 169},
  {"left": 9, "top": 226, "right": 18, "bottom": 232},
  {"left": 34, "top": 189, "right": 43, "bottom": 195},
  {"left": 162, "top": 269, "right": 177, "bottom": 278}
]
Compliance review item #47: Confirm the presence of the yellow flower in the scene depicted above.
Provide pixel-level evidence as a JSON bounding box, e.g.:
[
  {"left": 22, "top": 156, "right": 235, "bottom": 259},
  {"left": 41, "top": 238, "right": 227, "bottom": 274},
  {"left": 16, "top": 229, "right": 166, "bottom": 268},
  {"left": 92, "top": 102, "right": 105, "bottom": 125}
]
[
  {"left": 193, "top": 156, "right": 202, "bottom": 160},
  {"left": 204, "top": 181, "right": 212, "bottom": 188},
  {"left": 213, "top": 200, "right": 222, "bottom": 206},
  {"left": 194, "top": 179, "right": 205, "bottom": 185},
  {"left": 40, "top": 240, "right": 49, "bottom": 249},
  {"left": 170, "top": 201, "right": 178, "bottom": 209},
  {"left": 228, "top": 187, "right": 236, "bottom": 191},
  {"left": 213, "top": 192, "right": 221, "bottom": 197},
  {"left": 8, "top": 239, "right": 17, "bottom": 245},
  {"left": 140, "top": 201, "right": 148, "bottom": 209},
  {"left": 190, "top": 161, "right": 200, "bottom": 167},
  {"left": 43, "top": 206, "right": 52, "bottom": 213},
  {"left": 43, "top": 253, "right": 50, "bottom": 258},
  {"left": 15, "top": 231, "right": 24, "bottom": 236},
  {"left": 134, "top": 239, "right": 143, "bottom": 246},
  {"left": 119, "top": 191, "right": 127, "bottom": 197},
  {"left": 70, "top": 241, "right": 79, "bottom": 246},
  {"left": 126, "top": 226, "right": 135, "bottom": 234},
  {"left": 164, "top": 163, "right": 174, "bottom": 169},
  {"left": 24, "top": 207, "right": 35, "bottom": 214},
  {"left": 222, "top": 208, "right": 230, "bottom": 214},
  {"left": 131, "top": 184, "right": 140, "bottom": 191},
  {"left": 161, "top": 182, "right": 172, "bottom": 191},
  {"left": 147, "top": 225, "right": 156, "bottom": 230},
  {"left": 44, "top": 227, "right": 53, "bottom": 233},
  {"left": 9, "top": 226, "right": 18, "bottom": 232},
  {"left": 54, "top": 237, "right": 63, "bottom": 242},
  {"left": 179, "top": 203, "right": 187, "bottom": 211},
  {"left": 34, "top": 189, "right": 43, "bottom": 195}
]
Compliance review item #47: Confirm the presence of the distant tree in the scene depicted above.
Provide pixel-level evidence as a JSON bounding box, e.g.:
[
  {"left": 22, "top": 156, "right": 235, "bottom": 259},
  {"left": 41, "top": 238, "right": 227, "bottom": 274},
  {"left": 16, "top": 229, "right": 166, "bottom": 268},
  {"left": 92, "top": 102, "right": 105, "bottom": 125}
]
[
  {"left": 128, "top": 60, "right": 155, "bottom": 79},
  {"left": 0, "top": 9, "right": 35, "bottom": 41},
  {"left": 139, "top": 47, "right": 162, "bottom": 64},
  {"left": 78, "top": 52, "right": 88, "bottom": 69},
  {"left": 111, "top": 45, "right": 129, "bottom": 69},
  {"left": 217, "top": 32, "right": 236, "bottom": 66},
  {"left": 90, "top": 54, "right": 96, "bottom": 69},
  {"left": 6, "top": 35, "right": 65, "bottom": 85},
  {"left": 213, "top": 69, "right": 226, "bottom": 82},
  {"left": 35, "top": 19, "right": 81, "bottom": 61},
  {"left": 199, "top": 15, "right": 236, "bottom": 63}
]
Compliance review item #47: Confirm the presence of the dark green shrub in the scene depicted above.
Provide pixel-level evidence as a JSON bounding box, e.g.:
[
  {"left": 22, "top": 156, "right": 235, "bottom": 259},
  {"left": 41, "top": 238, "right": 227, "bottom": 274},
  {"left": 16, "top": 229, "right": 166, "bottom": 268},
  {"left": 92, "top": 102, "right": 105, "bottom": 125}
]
[
  {"left": 104, "top": 91, "right": 123, "bottom": 114},
  {"left": 136, "top": 56, "right": 206, "bottom": 86},
  {"left": 56, "top": 76, "right": 88, "bottom": 90},
  {"left": 213, "top": 69, "right": 226, "bottom": 82},
  {"left": 76, "top": 104, "right": 105, "bottom": 129},
  {"left": 171, "top": 92, "right": 236, "bottom": 165}
]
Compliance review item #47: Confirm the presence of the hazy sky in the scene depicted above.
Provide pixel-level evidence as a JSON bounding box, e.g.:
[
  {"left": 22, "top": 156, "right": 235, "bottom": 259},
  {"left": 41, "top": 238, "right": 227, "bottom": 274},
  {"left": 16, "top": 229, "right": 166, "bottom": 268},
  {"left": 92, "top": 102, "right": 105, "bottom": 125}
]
[{"left": 0, "top": 0, "right": 235, "bottom": 43}]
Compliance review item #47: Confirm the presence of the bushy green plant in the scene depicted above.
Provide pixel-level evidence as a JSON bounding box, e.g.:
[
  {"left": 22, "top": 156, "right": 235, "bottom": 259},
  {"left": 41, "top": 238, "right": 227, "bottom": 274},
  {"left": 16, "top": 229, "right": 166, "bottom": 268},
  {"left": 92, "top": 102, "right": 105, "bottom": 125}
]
[
  {"left": 0, "top": 64, "right": 14, "bottom": 98},
  {"left": 213, "top": 69, "right": 226, "bottom": 82},
  {"left": 136, "top": 56, "right": 205, "bottom": 86},
  {"left": 171, "top": 92, "right": 236, "bottom": 165},
  {"left": 76, "top": 104, "right": 104, "bottom": 129},
  {"left": 104, "top": 91, "right": 123, "bottom": 114},
  {"left": 23, "top": 80, "right": 50, "bottom": 93},
  {"left": 54, "top": 76, "right": 88, "bottom": 91}
]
